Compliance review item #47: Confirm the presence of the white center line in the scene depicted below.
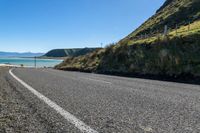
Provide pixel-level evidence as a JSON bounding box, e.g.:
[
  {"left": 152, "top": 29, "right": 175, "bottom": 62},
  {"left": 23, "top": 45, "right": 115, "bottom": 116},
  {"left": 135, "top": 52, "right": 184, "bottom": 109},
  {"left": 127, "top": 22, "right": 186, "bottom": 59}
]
[{"left": 9, "top": 69, "right": 98, "bottom": 133}]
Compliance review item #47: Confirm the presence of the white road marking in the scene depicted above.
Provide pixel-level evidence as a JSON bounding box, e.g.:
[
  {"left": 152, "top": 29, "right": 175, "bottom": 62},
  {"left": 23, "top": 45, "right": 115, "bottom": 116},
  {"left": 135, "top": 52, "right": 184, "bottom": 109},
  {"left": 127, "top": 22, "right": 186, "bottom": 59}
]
[
  {"left": 9, "top": 69, "right": 98, "bottom": 133},
  {"left": 81, "top": 77, "right": 112, "bottom": 84}
]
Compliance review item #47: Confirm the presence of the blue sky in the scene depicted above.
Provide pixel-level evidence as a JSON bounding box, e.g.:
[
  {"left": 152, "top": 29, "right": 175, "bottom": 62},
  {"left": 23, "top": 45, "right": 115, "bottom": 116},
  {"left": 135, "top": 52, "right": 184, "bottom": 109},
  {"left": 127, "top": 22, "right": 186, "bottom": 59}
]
[{"left": 0, "top": 0, "right": 165, "bottom": 53}]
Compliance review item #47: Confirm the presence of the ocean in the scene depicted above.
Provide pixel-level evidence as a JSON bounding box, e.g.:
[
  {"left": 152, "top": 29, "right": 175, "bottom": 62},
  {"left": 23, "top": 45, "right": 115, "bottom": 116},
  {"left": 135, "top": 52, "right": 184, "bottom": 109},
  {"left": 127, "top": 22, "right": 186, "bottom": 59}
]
[{"left": 0, "top": 57, "right": 63, "bottom": 67}]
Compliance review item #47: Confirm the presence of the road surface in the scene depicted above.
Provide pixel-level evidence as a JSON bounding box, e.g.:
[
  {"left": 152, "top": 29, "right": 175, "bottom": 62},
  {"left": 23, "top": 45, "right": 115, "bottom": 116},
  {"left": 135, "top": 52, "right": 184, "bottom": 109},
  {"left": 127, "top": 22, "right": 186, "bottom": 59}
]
[{"left": 2, "top": 67, "right": 200, "bottom": 133}]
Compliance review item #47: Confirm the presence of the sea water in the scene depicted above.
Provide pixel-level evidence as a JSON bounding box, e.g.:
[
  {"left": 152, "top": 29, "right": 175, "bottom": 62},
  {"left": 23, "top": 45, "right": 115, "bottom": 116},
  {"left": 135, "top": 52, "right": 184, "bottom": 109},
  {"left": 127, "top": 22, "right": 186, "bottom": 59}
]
[{"left": 0, "top": 57, "right": 63, "bottom": 67}]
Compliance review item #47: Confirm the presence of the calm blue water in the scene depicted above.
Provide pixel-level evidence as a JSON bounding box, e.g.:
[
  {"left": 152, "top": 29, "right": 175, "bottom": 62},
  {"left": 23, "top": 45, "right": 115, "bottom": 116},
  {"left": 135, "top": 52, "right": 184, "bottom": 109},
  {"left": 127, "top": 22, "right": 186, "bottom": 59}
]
[{"left": 0, "top": 57, "right": 63, "bottom": 67}]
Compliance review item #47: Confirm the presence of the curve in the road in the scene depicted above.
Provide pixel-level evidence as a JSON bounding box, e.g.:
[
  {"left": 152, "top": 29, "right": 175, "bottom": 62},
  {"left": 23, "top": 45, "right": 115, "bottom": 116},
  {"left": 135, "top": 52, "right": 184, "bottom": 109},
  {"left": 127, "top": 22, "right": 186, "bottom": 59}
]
[{"left": 9, "top": 69, "right": 98, "bottom": 133}]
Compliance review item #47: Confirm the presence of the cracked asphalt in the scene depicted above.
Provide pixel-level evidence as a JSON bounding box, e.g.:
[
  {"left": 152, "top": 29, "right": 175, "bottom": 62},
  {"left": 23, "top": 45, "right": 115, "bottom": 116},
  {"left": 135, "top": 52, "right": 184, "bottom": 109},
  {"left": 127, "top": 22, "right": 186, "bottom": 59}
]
[{"left": 1, "top": 67, "right": 200, "bottom": 133}]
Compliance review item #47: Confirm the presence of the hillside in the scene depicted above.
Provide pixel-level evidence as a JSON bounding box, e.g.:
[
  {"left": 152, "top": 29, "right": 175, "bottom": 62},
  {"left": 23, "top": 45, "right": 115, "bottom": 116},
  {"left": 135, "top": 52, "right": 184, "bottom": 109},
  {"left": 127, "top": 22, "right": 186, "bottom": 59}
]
[
  {"left": 56, "top": 0, "right": 200, "bottom": 78},
  {"left": 43, "top": 48, "right": 99, "bottom": 58},
  {"left": 128, "top": 0, "right": 200, "bottom": 37}
]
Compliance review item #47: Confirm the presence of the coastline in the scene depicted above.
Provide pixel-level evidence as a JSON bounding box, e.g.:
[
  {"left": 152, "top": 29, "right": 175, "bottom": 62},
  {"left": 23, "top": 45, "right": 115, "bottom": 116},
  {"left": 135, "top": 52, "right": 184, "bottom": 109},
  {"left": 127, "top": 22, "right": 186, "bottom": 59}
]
[
  {"left": 0, "top": 57, "right": 62, "bottom": 68},
  {"left": 0, "top": 64, "right": 19, "bottom": 67}
]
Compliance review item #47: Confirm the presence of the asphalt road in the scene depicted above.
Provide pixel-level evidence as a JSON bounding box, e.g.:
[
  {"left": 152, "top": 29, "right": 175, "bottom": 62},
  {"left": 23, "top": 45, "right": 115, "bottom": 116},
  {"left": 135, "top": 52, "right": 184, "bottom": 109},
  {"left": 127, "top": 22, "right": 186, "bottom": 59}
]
[{"left": 5, "top": 67, "right": 200, "bottom": 133}]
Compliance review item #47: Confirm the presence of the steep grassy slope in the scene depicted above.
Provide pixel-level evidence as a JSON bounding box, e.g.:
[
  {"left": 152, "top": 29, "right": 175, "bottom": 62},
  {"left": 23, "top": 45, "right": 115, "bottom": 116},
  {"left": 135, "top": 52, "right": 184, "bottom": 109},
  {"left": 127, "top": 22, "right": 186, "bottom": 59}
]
[
  {"left": 127, "top": 20, "right": 200, "bottom": 45},
  {"left": 56, "top": 0, "right": 200, "bottom": 78},
  {"left": 43, "top": 48, "right": 98, "bottom": 57},
  {"left": 98, "top": 25, "right": 200, "bottom": 77},
  {"left": 128, "top": 0, "right": 200, "bottom": 37},
  {"left": 56, "top": 21, "right": 200, "bottom": 76}
]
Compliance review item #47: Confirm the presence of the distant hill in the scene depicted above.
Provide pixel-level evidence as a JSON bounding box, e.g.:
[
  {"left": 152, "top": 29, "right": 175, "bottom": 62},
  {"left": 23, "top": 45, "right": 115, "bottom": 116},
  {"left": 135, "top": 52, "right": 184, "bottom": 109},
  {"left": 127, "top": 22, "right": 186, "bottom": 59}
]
[
  {"left": 0, "top": 51, "right": 44, "bottom": 57},
  {"left": 43, "top": 48, "right": 99, "bottom": 57}
]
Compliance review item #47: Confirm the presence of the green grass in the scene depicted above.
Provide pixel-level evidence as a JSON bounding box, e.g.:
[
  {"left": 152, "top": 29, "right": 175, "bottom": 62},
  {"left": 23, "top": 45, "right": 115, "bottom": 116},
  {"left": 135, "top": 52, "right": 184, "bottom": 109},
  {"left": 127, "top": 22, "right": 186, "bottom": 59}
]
[{"left": 127, "top": 20, "right": 200, "bottom": 45}]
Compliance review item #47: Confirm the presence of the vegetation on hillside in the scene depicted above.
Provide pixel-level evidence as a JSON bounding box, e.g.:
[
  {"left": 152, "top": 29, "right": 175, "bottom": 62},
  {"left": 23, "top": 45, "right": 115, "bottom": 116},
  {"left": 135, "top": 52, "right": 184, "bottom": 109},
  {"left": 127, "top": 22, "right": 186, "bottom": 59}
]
[
  {"left": 56, "top": 0, "right": 200, "bottom": 78},
  {"left": 56, "top": 49, "right": 105, "bottom": 72},
  {"left": 56, "top": 21, "right": 200, "bottom": 76},
  {"left": 98, "top": 28, "right": 200, "bottom": 77}
]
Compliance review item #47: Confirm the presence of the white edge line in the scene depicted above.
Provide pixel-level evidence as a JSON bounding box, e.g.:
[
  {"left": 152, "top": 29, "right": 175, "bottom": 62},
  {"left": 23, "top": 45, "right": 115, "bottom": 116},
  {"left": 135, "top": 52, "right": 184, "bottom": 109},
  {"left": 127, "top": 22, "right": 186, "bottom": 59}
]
[{"left": 9, "top": 69, "right": 98, "bottom": 133}]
